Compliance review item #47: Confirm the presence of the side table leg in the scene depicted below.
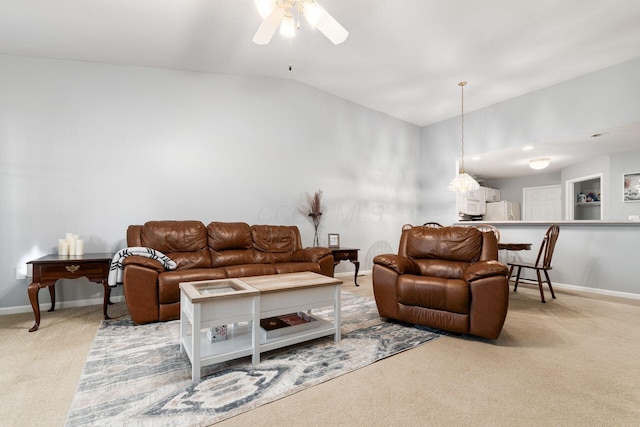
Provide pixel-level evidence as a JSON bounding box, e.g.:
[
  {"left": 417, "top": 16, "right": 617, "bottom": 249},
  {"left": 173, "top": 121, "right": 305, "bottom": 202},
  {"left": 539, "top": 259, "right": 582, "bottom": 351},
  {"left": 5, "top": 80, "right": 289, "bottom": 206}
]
[
  {"left": 47, "top": 283, "right": 56, "bottom": 312},
  {"left": 351, "top": 260, "right": 360, "bottom": 286},
  {"left": 102, "top": 281, "right": 112, "bottom": 320},
  {"left": 27, "top": 282, "right": 41, "bottom": 332}
]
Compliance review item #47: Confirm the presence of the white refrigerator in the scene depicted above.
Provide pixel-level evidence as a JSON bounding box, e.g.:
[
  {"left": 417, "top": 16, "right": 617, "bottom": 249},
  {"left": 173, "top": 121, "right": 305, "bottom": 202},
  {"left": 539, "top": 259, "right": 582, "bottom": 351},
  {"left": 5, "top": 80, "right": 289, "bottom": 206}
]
[{"left": 484, "top": 201, "right": 521, "bottom": 221}]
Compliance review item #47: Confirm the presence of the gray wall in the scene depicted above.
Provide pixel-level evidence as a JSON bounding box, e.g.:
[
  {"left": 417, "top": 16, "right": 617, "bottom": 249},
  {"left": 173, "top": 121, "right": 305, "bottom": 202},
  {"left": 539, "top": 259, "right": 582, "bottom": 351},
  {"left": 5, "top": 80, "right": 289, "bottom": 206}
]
[
  {"left": 0, "top": 54, "right": 421, "bottom": 312},
  {"left": 3, "top": 53, "right": 640, "bottom": 313}
]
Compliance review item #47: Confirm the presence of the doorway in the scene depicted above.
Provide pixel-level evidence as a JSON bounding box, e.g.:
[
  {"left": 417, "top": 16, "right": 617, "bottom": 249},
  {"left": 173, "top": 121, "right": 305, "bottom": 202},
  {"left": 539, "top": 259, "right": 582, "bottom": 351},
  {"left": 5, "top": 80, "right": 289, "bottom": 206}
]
[{"left": 522, "top": 185, "right": 562, "bottom": 221}]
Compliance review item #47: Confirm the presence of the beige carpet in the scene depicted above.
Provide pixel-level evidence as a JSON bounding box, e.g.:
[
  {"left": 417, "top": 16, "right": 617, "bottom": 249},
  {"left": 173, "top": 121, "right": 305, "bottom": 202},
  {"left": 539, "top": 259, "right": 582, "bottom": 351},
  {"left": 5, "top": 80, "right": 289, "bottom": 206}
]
[{"left": 2, "top": 276, "right": 639, "bottom": 426}]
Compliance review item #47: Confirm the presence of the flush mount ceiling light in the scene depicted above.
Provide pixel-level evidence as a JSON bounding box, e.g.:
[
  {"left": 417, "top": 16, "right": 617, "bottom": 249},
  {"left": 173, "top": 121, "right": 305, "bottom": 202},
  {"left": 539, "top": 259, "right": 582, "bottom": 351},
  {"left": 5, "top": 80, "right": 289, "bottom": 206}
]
[
  {"left": 448, "top": 81, "right": 480, "bottom": 193},
  {"left": 529, "top": 158, "right": 550, "bottom": 170},
  {"left": 253, "top": 0, "right": 349, "bottom": 45}
]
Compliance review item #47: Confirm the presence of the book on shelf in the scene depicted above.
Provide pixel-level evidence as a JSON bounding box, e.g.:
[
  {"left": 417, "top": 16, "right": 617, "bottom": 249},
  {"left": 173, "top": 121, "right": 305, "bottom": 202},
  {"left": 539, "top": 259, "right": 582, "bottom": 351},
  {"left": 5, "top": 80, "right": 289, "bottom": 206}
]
[
  {"left": 260, "top": 316, "right": 289, "bottom": 331},
  {"left": 260, "top": 312, "right": 318, "bottom": 339}
]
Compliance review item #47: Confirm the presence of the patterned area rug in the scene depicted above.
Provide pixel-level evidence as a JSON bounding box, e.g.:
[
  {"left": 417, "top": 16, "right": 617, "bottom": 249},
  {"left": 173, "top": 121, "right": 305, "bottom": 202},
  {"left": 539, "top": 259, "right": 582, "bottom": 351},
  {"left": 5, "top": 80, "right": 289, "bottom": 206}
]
[{"left": 66, "top": 292, "right": 444, "bottom": 426}]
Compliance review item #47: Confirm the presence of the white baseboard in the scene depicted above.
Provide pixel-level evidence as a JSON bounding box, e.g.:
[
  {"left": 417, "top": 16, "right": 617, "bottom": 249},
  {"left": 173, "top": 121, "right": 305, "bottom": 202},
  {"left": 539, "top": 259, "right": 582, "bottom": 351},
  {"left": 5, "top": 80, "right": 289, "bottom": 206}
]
[
  {"left": 0, "top": 295, "right": 126, "bottom": 316},
  {"left": 533, "top": 281, "right": 640, "bottom": 300},
  {"left": 340, "top": 270, "right": 640, "bottom": 301},
  {"left": 2, "top": 274, "right": 637, "bottom": 316}
]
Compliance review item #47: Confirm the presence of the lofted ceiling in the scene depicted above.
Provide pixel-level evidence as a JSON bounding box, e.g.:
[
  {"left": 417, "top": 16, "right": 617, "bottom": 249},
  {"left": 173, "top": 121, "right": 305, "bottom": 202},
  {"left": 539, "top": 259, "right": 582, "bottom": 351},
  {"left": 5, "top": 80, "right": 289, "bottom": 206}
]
[{"left": 2, "top": 0, "right": 640, "bottom": 177}]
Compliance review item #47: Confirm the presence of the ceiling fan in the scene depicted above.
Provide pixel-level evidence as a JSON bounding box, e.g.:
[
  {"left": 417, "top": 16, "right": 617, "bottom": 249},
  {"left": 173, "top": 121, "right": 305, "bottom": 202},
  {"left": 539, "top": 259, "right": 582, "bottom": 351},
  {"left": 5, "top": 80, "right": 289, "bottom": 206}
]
[{"left": 253, "top": 0, "right": 349, "bottom": 45}]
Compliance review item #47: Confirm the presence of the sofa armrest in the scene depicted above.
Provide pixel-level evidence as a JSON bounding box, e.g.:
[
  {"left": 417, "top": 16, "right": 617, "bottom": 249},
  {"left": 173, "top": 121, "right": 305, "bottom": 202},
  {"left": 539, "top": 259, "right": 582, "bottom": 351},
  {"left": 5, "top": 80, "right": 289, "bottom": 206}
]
[
  {"left": 122, "top": 263, "right": 161, "bottom": 324},
  {"left": 373, "top": 254, "right": 419, "bottom": 275},
  {"left": 292, "top": 247, "right": 332, "bottom": 263},
  {"left": 469, "top": 274, "right": 509, "bottom": 339},
  {"left": 123, "top": 255, "right": 166, "bottom": 272},
  {"left": 463, "top": 260, "right": 508, "bottom": 282}
]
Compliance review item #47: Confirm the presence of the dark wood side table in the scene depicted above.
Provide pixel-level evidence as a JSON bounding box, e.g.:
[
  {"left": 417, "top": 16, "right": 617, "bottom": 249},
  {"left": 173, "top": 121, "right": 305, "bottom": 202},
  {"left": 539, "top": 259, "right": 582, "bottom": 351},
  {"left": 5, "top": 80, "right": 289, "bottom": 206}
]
[
  {"left": 330, "top": 248, "right": 360, "bottom": 286},
  {"left": 26, "top": 252, "right": 113, "bottom": 332}
]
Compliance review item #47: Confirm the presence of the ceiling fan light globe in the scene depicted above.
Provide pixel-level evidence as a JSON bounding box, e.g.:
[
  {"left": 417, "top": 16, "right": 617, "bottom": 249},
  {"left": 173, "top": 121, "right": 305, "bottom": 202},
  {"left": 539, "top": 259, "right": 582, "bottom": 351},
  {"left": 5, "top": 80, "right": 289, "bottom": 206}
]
[
  {"left": 255, "top": 0, "right": 276, "bottom": 19},
  {"left": 280, "top": 14, "right": 296, "bottom": 38}
]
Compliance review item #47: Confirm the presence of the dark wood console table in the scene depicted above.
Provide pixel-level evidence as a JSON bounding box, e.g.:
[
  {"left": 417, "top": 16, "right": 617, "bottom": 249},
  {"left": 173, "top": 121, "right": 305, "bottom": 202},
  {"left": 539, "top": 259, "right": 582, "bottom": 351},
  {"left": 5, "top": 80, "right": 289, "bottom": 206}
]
[
  {"left": 330, "top": 248, "right": 360, "bottom": 286},
  {"left": 26, "top": 252, "right": 113, "bottom": 332}
]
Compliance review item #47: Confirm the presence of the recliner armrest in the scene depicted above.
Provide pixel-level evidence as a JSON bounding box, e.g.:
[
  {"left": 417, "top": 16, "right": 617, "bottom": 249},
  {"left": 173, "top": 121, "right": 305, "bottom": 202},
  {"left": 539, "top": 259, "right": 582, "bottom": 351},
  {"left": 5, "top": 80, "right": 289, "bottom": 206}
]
[
  {"left": 123, "top": 256, "right": 166, "bottom": 272},
  {"left": 373, "top": 254, "right": 419, "bottom": 275},
  {"left": 463, "top": 260, "right": 508, "bottom": 282},
  {"left": 292, "top": 247, "right": 332, "bottom": 263}
]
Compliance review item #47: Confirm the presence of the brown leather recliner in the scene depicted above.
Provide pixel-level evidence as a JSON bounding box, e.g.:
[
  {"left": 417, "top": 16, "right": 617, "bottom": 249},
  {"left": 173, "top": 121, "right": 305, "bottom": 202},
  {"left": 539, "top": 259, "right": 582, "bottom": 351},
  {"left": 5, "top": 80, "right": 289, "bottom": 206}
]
[
  {"left": 372, "top": 225, "right": 509, "bottom": 339},
  {"left": 123, "top": 220, "right": 334, "bottom": 324}
]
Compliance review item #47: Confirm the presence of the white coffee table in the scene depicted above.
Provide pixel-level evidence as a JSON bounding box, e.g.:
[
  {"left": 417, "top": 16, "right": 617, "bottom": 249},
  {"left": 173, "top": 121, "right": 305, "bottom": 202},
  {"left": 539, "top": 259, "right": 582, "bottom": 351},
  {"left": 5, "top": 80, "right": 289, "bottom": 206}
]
[{"left": 179, "top": 272, "right": 342, "bottom": 381}]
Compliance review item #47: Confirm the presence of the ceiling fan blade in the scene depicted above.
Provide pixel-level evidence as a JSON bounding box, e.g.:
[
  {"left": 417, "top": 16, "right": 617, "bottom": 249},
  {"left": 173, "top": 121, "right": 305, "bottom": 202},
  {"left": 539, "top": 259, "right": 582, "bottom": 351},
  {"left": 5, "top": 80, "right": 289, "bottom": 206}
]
[
  {"left": 252, "top": 7, "right": 285, "bottom": 45},
  {"left": 316, "top": 8, "right": 348, "bottom": 44}
]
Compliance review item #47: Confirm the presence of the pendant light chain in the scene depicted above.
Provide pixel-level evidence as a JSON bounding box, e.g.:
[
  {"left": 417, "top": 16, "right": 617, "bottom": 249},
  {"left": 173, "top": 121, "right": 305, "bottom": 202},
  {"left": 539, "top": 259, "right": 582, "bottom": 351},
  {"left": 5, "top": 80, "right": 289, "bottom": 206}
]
[{"left": 459, "top": 81, "right": 467, "bottom": 173}]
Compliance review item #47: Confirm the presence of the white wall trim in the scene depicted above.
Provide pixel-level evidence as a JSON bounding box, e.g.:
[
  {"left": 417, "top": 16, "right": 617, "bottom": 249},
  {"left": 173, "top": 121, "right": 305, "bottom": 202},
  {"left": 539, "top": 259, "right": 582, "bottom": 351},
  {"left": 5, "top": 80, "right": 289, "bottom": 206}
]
[
  {"left": 512, "top": 280, "right": 640, "bottom": 300},
  {"left": 2, "top": 276, "right": 637, "bottom": 316},
  {"left": 0, "top": 295, "right": 125, "bottom": 316},
  {"left": 335, "top": 270, "right": 640, "bottom": 300}
]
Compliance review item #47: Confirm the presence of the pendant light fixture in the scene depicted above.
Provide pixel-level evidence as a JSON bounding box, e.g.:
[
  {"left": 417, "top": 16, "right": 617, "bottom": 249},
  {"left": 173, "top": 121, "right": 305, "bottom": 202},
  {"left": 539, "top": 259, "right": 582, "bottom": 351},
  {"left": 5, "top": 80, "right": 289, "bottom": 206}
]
[{"left": 447, "top": 81, "right": 480, "bottom": 192}]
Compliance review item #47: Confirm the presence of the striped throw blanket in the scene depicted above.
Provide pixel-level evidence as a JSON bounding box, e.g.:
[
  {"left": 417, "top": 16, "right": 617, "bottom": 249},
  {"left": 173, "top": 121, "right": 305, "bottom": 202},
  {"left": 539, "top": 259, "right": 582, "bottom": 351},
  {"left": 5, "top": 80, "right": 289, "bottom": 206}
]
[{"left": 108, "top": 247, "right": 177, "bottom": 287}]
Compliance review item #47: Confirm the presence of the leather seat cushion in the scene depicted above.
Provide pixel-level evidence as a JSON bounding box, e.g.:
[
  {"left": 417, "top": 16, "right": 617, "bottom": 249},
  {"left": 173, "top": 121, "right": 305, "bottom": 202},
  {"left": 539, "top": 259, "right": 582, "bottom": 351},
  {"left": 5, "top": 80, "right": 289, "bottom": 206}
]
[
  {"left": 223, "top": 264, "right": 278, "bottom": 278},
  {"left": 413, "top": 259, "right": 469, "bottom": 280},
  {"left": 397, "top": 274, "right": 470, "bottom": 314},
  {"left": 275, "top": 262, "right": 321, "bottom": 275}
]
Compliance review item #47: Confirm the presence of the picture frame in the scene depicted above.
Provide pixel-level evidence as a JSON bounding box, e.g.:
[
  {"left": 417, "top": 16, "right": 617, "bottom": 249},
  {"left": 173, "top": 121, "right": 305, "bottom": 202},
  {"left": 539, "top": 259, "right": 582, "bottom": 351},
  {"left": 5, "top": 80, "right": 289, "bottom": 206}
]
[
  {"left": 623, "top": 172, "right": 640, "bottom": 202},
  {"left": 328, "top": 233, "right": 340, "bottom": 248}
]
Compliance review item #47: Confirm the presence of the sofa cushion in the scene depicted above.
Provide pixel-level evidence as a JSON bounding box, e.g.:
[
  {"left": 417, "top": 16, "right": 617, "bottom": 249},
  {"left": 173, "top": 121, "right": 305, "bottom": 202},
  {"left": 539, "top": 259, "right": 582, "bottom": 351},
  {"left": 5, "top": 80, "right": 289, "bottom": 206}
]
[
  {"left": 396, "top": 275, "right": 470, "bottom": 314},
  {"left": 208, "top": 222, "right": 256, "bottom": 267},
  {"left": 275, "top": 262, "right": 322, "bottom": 275},
  {"left": 140, "top": 221, "right": 212, "bottom": 269},
  {"left": 251, "top": 225, "right": 301, "bottom": 264},
  {"left": 413, "top": 259, "right": 469, "bottom": 280},
  {"left": 405, "top": 226, "right": 482, "bottom": 263},
  {"left": 223, "top": 264, "right": 278, "bottom": 278}
]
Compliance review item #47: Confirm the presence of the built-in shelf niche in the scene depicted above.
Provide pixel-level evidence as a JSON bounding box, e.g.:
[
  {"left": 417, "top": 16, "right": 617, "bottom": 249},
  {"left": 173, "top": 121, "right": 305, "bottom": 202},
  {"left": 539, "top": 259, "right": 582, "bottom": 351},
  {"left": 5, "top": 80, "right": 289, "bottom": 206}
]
[{"left": 567, "top": 175, "right": 602, "bottom": 220}]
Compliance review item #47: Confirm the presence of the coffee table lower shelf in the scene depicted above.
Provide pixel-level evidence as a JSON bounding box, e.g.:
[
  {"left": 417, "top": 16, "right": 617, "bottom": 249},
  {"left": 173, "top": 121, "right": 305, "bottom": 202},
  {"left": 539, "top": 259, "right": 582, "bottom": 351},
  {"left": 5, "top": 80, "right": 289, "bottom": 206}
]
[
  {"left": 181, "top": 323, "right": 256, "bottom": 370},
  {"left": 181, "top": 316, "right": 336, "bottom": 381}
]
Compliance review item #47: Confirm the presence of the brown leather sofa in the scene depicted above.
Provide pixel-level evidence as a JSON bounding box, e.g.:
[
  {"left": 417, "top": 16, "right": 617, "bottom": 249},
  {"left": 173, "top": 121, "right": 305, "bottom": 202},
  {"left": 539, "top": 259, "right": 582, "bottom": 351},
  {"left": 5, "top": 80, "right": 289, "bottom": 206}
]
[
  {"left": 372, "top": 225, "right": 509, "bottom": 339},
  {"left": 123, "top": 220, "right": 334, "bottom": 324}
]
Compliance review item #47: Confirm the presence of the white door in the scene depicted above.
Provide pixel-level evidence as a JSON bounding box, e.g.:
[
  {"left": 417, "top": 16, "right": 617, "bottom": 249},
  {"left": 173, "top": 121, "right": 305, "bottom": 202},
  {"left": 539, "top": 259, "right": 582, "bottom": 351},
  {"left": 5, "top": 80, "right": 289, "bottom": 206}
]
[{"left": 523, "top": 185, "right": 562, "bottom": 221}]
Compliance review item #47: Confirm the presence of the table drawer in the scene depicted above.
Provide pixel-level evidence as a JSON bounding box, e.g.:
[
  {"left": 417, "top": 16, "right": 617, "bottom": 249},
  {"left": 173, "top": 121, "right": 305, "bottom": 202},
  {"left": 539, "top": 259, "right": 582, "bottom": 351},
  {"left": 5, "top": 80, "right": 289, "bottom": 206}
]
[
  {"left": 333, "top": 251, "right": 356, "bottom": 261},
  {"left": 36, "top": 262, "right": 108, "bottom": 281}
]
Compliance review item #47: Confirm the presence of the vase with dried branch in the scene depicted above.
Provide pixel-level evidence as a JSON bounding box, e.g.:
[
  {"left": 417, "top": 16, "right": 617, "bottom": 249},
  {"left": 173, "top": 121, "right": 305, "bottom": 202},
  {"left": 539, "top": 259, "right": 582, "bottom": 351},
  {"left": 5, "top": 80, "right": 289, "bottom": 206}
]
[{"left": 299, "top": 190, "right": 326, "bottom": 247}]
